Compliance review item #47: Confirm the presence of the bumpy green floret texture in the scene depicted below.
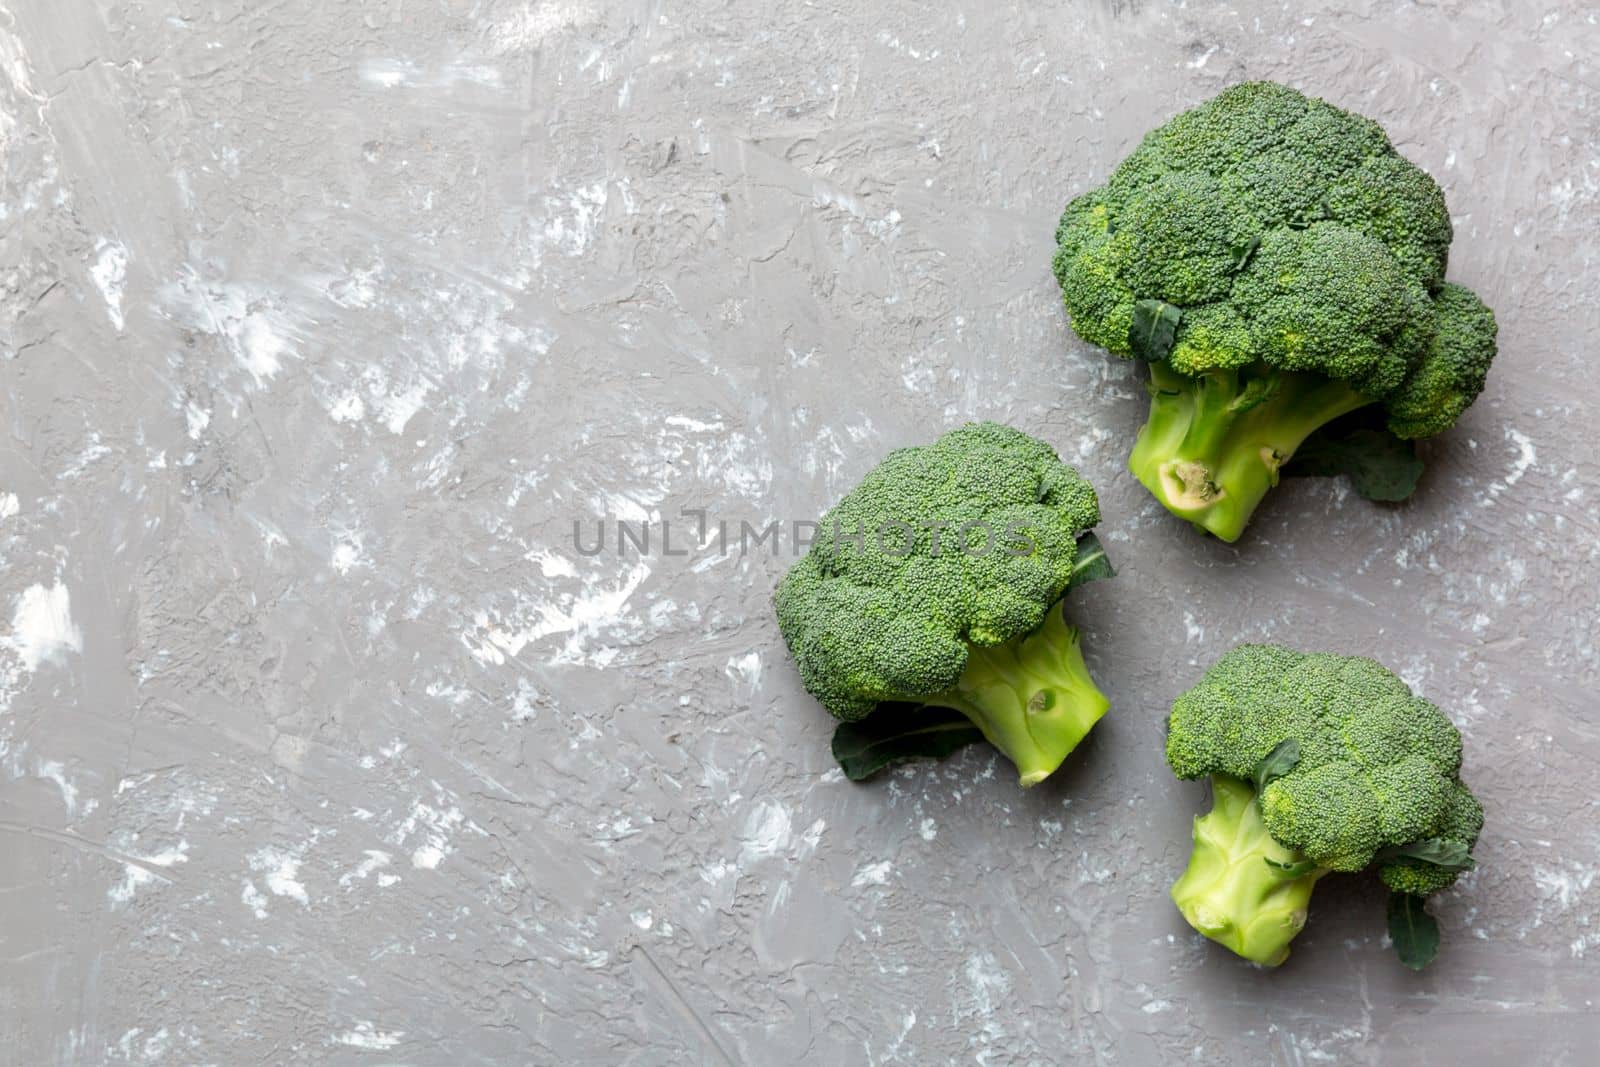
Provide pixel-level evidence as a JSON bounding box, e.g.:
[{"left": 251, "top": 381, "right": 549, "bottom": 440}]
[
  {"left": 1166, "top": 644, "right": 1481, "bottom": 888},
  {"left": 1381, "top": 783, "right": 1486, "bottom": 895},
  {"left": 1052, "top": 80, "right": 1497, "bottom": 438},
  {"left": 774, "top": 423, "right": 1099, "bottom": 721}
]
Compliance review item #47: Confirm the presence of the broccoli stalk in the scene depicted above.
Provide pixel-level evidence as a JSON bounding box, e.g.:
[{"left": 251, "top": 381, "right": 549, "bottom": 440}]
[
  {"left": 1131, "top": 362, "right": 1374, "bottom": 542},
  {"left": 925, "top": 605, "right": 1109, "bottom": 786},
  {"left": 1170, "top": 774, "right": 1329, "bottom": 966}
]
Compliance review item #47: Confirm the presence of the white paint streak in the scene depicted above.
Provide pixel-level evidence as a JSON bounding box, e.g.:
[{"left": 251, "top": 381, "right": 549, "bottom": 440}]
[
  {"left": 241, "top": 881, "right": 269, "bottom": 919},
  {"left": 333, "top": 1022, "right": 404, "bottom": 1050},
  {"left": 36, "top": 759, "right": 77, "bottom": 815},
  {"left": 91, "top": 239, "right": 129, "bottom": 331},
  {"left": 467, "top": 562, "right": 651, "bottom": 667},
  {"left": 1534, "top": 863, "right": 1595, "bottom": 914},
  {"left": 360, "top": 57, "right": 502, "bottom": 89},
  {"left": 6, "top": 582, "right": 83, "bottom": 670},
  {"left": 110, "top": 864, "right": 158, "bottom": 907},
  {"left": 957, "top": 953, "right": 1012, "bottom": 1052},
  {"left": 184, "top": 401, "right": 210, "bottom": 440},
  {"left": 725, "top": 651, "right": 761, "bottom": 689},
  {"left": 538, "top": 183, "right": 608, "bottom": 261},
  {"left": 530, "top": 549, "right": 576, "bottom": 578},
  {"left": 331, "top": 537, "right": 366, "bottom": 575},
  {"left": 328, "top": 392, "right": 365, "bottom": 423},
  {"left": 487, "top": 3, "right": 597, "bottom": 53},
  {"left": 339, "top": 849, "right": 392, "bottom": 888},
  {"left": 237, "top": 311, "right": 294, "bottom": 382},
  {"left": 248, "top": 846, "right": 309, "bottom": 906},
  {"left": 1503, "top": 428, "right": 1538, "bottom": 487},
  {"left": 108, "top": 842, "right": 187, "bottom": 908},
  {"left": 378, "top": 379, "right": 433, "bottom": 435},
  {"left": 1182, "top": 611, "right": 1204, "bottom": 643},
  {"left": 360, "top": 59, "right": 411, "bottom": 88},
  {"left": 740, "top": 801, "right": 792, "bottom": 863},
  {"left": 852, "top": 860, "right": 893, "bottom": 887},
  {"left": 391, "top": 799, "right": 467, "bottom": 870},
  {"left": 159, "top": 275, "right": 305, "bottom": 385},
  {"left": 510, "top": 676, "right": 542, "bottom": 723}
]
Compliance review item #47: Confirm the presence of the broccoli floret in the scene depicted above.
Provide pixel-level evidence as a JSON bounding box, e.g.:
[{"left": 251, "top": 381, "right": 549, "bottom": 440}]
[
  {"left": 774, "top": 423, "right": 1109, "bottom": 786},
  {"left": 1380, "top": 782, "right": 1486, "bottom": 897},
  {"left": 1165, "top": 645, "right": 1483, "bottom": 967},
  {"left": 1053, "top": 81, "right": 1498, "bottom": 542}
]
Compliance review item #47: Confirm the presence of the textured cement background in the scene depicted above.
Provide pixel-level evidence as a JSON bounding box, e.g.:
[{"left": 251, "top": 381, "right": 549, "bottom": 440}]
[{"left": 1, "top": 0, "right": 1597, "bottom": 1064}]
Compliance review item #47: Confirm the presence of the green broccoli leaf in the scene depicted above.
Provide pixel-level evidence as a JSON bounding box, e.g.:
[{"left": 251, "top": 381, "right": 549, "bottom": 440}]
[
  {"left": 1229, "top": 235, "right": 1261, "bottom": 274},
  {"left": 1286, "top": 424, "right": 1424, "bottom": 502},
  {"left": 1130, "top": 299, "right": 1183, "bottom": 363},
  {"left": 831, "top": 704, "right": 985, "bottom": 782},
  {"left": 1252, "top": 738, "right": 1301, "bottom": 794},
  {"left": 1066, "top": 532, "right": 1115, "bottom": 591},
  {"left": 1387, "top": 891, "right": 1441, "bottom": 970},
  {"left": 1380, "top": 838, "right": 1477, "bottom": 873}
]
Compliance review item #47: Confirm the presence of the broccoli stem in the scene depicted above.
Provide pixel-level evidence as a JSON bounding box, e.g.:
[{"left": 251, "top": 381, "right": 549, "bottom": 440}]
[
  {"left": 1171, "top": 774, "right": 1330, "bottom": 966},
  {"left": 1130, "top": 362, "right": 1375, "bottom": 542},
  {"left": 925, "top": 603, "right": 1109, "bottom": 787}
]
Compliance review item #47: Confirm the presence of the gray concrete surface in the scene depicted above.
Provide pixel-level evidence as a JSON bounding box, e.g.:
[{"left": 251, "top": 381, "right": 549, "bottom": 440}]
[{"left": 1, "top": 0, "right": 1596, "bottom": 1063}]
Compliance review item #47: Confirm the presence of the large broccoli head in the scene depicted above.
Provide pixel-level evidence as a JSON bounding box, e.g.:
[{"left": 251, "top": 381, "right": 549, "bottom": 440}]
[
  {"left": 1053, "top": 82, "right": 1498, "bottom": 541},
  {"left": 1165, "top": 644, "right": 1483, "bottom": 966},
  {"left": 775, "top": 423, "right": 1108, "bottom": 786},
  {"left": 1167, "top": 645, "right": 1482, "bottom": 875},
  {"left": 1054, "top": 80, "right": 1495, "bottom": 423}
]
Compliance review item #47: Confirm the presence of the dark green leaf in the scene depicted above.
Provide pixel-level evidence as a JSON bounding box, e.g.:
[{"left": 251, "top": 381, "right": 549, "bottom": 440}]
[
  {"left": 1286, "top": 424, "right": 1424, "bottom": 502},
  {"left": 1229, "top": 235, "right": 1261, "bottom": 274},
  {"left": 1288, "top": 200, "right": 1330, "bottom": 230},
  {"left": 1252, "top": 739, "right": 1301, "bottom": 794},
  {"left": 831, "top": 704, "right": 984, "bottom": 782},
  {"left": 1387, "top": 891, "right": 1441, "bottom": 971},
  {"left": 1380, "top": 838, "right": 1477, "bottom": 873},
  {"left": 1066, "top": 532, "right": 1115, "bottom": 591},
  {"left": 1264, "top": 857, "right": 1321, "bottom": 879},
  {"left": 1130, "top": 299, "right": 1183, "bottom": 363}
]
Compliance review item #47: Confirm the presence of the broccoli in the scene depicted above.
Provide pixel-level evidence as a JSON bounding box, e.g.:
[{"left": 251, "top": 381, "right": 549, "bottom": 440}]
[
  {"left": 1165, "top": 645, "right": 1483, "bottom": 968},
  {"left": 775, "top": 423, "right": 1110, "bottom": 786},
  {"left": 1052, "top": 81, "right": 1498, "bottom": 541}
]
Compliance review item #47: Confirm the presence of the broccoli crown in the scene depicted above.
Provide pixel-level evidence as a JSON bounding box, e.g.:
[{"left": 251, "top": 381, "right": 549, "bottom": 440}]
[
  {"left": 1053, "top": 81, "right": 1497, "bottom": 438},
  {"left": 1166, "top": 644, "right": 1481, "bottom": 887},
  {"left": 774, "top": 423, "right": 1100, "bottom": 721}
]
